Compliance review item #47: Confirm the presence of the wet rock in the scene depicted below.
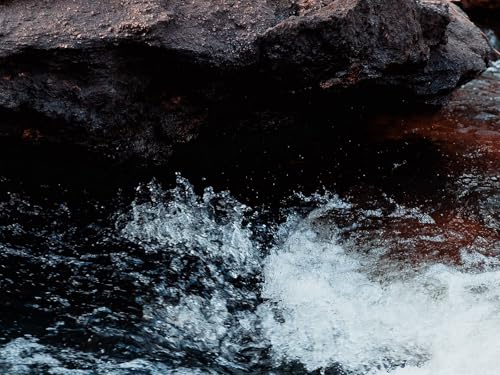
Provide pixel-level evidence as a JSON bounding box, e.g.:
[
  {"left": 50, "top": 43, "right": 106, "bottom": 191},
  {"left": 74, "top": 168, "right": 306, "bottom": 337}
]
[
  {"left": 324, "top": 60, "right": 500, "bottom": 266},
  {"left": 0, "top": 0, "right": 491, "bottom": 162},
  {"left": 458, "top": 0, "right": 500, "bottom": 9},
  {"left": 463, "top": 6, "right": 500, "bottom": 59}
]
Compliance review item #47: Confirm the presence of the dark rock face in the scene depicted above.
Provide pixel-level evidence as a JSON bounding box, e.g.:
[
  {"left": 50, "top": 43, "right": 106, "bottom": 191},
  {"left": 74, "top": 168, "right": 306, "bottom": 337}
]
[
  {"left": 458, "top": 0, "right": 500, "bottom": 9},
  {"left": 462, "top": 5, "right": 500, "bottom": 59},
  {"left": 0, "top": 0, "right": 491, "bottom": 162}
]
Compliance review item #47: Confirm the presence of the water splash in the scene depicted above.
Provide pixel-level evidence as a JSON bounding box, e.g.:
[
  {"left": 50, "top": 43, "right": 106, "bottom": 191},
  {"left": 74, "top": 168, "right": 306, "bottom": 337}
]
[
  {"left": 117, "top": 177, "right": 266, "bottom": 371},
  {"left": 260, "top": 205, "right": 500, "bottom": 374},
  {"left": 1, "top": 178, "right": 500, "bottom": 374}
]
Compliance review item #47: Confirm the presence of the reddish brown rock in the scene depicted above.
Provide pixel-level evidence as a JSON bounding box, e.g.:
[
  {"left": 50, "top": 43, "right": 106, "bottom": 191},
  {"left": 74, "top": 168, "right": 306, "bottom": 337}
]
[{"left": 336, "top": 60, "right": 500, "bottom": 266}]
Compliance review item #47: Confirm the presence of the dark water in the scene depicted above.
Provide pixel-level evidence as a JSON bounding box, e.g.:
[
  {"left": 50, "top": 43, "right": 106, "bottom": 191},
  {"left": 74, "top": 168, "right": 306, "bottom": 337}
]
[
  {"left": 0, "top": 62, "right": 499, "bottom": 375},
  {"left": 468, "top": 9, "right": 500, "bottom": 55}
]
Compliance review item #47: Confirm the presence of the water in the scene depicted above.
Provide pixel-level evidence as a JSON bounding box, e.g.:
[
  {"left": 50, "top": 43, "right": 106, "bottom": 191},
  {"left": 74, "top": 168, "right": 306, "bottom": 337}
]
[
  {"left": 261, "top": 210, "right": 500, "bottom": 374},
  {"left": 0, "top": 39, "right": 499, "bottom": 375},
  {"left": 0, "top": 168, "right": 499, "bottom": 374}
]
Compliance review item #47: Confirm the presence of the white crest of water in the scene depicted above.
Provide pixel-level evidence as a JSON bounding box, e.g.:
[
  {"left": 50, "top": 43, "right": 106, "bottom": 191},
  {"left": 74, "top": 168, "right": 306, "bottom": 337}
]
[{"left": 260, "top": 204, "right": 500, "bottom": 375}]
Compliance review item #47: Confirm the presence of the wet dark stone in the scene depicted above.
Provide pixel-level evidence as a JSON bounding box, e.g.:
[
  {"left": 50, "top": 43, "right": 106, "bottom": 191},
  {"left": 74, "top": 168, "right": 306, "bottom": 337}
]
[{"left": 0, "top": 0, "right": 491, "bottom": 162}]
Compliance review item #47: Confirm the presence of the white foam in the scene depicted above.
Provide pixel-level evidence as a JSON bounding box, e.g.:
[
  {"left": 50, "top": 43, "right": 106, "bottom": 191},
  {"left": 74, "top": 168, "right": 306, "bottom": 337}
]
[{"left": 260, "top": 207, "right": 500, "bottom": 374}]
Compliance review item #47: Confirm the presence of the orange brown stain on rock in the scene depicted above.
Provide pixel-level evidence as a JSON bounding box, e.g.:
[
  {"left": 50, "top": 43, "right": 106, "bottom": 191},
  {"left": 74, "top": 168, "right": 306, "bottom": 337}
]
[
  {"left": 162, "top": 95, "right": 184, "bottom": 110},
  {"left": 370, "top": 109, "right": 499, "bottom": 155},
  {"left": 21, "top": 128, "right": 43, "bottom": 142},
  {"left": 368, "top": 106, "right": 500, "bottom": 176},
  {"left": 368, "top": 211, "right": 499, "bottom": 268},
  {"left": 62, "top": 80, "right": 82, "bottom": 92},
  {"left": 367, "top": 63, "right": 500, "bottom": 174}
]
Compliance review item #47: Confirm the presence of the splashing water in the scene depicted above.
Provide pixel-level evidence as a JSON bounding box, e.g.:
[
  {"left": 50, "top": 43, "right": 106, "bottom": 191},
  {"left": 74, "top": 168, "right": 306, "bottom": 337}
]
[
  {"left": 1, "top": 177, "right": 500, "bottom": 374},
  {"left": 260, "top": 209, "right": 500, "bottom": 374}
]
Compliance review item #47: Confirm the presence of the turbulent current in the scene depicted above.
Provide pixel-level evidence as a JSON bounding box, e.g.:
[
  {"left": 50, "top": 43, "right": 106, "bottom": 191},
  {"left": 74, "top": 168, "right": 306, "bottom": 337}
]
[{"left": 0, "top": 173, "right": 499, "bottom": 375}]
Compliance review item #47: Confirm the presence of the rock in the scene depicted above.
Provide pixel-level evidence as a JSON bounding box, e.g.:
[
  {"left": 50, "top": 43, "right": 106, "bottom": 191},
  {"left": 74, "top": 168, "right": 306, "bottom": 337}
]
[
  {"left": 260, "top": 0, "right": 489, "bottom": 101},
  {"left": 459, "top": 1, "right": 500, "bottom": 60},
  {"left": 457, "top": 0, "right": 500, "bottom": 9},
  {"left": 0, "top": 0, "right": 491, "bottom": 162}
]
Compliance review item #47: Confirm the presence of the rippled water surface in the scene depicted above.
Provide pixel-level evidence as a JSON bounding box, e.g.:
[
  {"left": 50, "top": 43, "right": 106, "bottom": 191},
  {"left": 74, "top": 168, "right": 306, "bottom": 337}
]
[{"left": 0, "top": 65, "right": 499, "bottom": 375}]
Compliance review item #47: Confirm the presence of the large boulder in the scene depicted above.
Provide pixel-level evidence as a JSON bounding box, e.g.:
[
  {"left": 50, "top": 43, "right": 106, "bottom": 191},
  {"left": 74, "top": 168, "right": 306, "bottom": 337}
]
[
  {"left": 458, "top": 0, "right": 500, "bottom": 9},
  {"left": 260, "top": 0, "right": 489, "bottom": 99},
  {"left": 0, "top": 0, "right": 491, "bottom": 162}
]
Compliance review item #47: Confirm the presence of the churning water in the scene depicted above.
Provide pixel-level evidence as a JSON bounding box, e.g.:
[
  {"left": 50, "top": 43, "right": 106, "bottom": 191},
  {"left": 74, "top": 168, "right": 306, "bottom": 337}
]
[{"left": 0, "top": 174, "right": 499, "bottom": 375}]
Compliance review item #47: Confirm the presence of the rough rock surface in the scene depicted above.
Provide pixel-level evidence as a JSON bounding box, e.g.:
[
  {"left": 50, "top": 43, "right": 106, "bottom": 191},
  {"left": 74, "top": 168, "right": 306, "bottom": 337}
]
[
  {"left": 460, "top": 1, "right": 500, "bottom": 59},
  {"left": 0, "top": 0, "right": 491, "bottom": 162},
  {"left": 458, "top": 0, "right": 500, "bottom": 9}
]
